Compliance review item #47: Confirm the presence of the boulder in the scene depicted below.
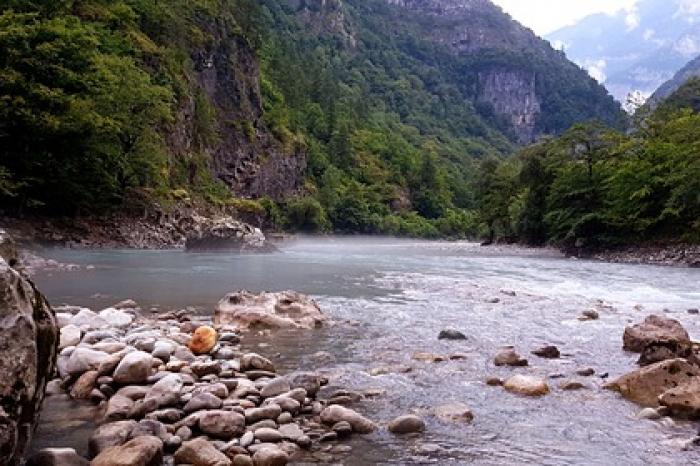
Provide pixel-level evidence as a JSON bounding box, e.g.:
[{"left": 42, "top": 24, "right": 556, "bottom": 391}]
[
  {"left": 604, "top": 358, "right": 700, "bottom": 407},
  {"left": 198, "top": 410, "right": 245, "bottom": 439},
  {"left": 188, "top": 326, "right": 217, "bottom": 355},
  {"left": 435, "top": 403, "right": 474, "bottom": 423},
  {"left": 174, "top": 437, "right": 232, "bottom": 466},
  {"left": 320, "top": 405, "right": 376, "bottom": 434},
  {"left": 260, "top": 378, "right": 291, "bottom": 398},
  {"left": 531, "top": 345, "right": 560, "bottom": 359},
  {"left": 241, "top": 353, "right": 275, "bottom": 372},
  {"left": 184, "top": 216, "right": 271, "bottom": 252},
  {"left": 0, "top": 255, "right": 58, "bottom": 465},
  {"left": 70, "top": 370, "right": 99, "bottom": 399},
  {"left": 623, "top": 315, "right": 691, "bottom": 353},
  {"left": 254, "top": 427, "right": 282, "bottom": 442},
  {"left": 104, "top": 395, "right": 135, "bottom": 422},
  {"left": 58, "top": 324, "right": 81, "bottom": 349},
  {"left": 112, "top": 351, "right": 153, "bottom": 384},
  {"left": 91, "top": 435, "right": 163, "bottom": 466},
  {"left": 65, "top": 348, "right": 111, "bottom": 376},
  {"left": 494, "top": 347, "right": 528, "bottom": 367},
  {"left": 659, "top": 377, "right": 700, "bottom": 419},
  {"left": 504, "top": 375, "right": 549, "bottom": 397},
  {"left": 438, "top": 329, "right": 467, "bottom": 340},
  {"left": 70, "top": 308, "right": 108, "bottom": 329},
  {"left": 26, "top": 448, "right": 89, "bottom": 466},
  {"left": 145, "top": 373, "right": 183, "bottom": 408},
  {"left": 251, "top": 446, "right": 288, "bottom": 466},
  {"left": 388, "top": 415, "right": 425, "bottom": 434},
  {"left": 214, "top": 291, "right": 326, "bottom": 330},
  {"left": 98, "top": 308, "right": 134, "bottom": 329},
  {"left": 184, "top": 392, "right": 222, "bottom": 413}
]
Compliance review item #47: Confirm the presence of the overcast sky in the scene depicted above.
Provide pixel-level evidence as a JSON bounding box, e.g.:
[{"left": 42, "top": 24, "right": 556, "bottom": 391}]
[{"left": 492, "top": 0, "right": 639, "bottom": 35}]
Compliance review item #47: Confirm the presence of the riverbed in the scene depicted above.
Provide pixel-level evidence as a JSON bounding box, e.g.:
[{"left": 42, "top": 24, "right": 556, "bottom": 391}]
[{"left": 31, "top": 237, "right": 700, "bottom": 465}]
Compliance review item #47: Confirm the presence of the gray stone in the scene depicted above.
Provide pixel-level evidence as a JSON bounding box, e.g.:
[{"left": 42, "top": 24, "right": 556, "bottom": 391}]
[
  {"left": 59, "top": 325, "right": 81, "bottom": 349},
  {"left": 254, "top": 427, "right": 282, "bottom": 443},
  {"left": 89, "top": 420, "right": 138, "bottom": 458},
  {"left": 113, "top": 351, "right": 153, "bottom": 384},
  {"left": 65, "top": 347, "right": 110, "bottom": 376},
  {"left": 91, "top": 435, "right": 163, "bottom": 466},
  {"left": 183, "top": 392, "right": 222, "bottom": 413},
  {"left": 260, "top": 378, "right": 291, "bottom": 398},
  {"left": 198, "top": 410, "right": 246, "bottom": 439},
  {"left": 27, "top": 448, "right": 89, "bottom": 466},
  {"left": 320, "top": 405, "right": 376, "bottom": 434},
  {"left": 388, "top": 414, "right": 425, "bottom": 434},
  {"left": 240, "top": 353, "right": 275, "bottom": 372},
  {"left": 174, "top": 437, "right": 232, "bottom": 466}
]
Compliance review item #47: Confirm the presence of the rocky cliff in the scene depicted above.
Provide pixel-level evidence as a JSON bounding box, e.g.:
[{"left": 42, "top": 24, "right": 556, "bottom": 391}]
[{"left": 0, "top": 231, "right": 58, "bottom": 465}]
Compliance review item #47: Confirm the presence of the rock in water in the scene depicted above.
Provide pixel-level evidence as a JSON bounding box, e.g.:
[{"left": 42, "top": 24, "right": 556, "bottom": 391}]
[
  {"left": 504, "top": 375, "right": 549, "bottom": 396},
  {"left": 388, "top": 415, "right": 426, "bottom": 434},
  {"left": 623, "top": 315, "right": 690, "bottom": 352},
  {"left": 188, "top": 326, "right": 217, "bottom": 355},
  {"left": 532, "top": 345, "right": 560, "bottom": 359},
  {"left": 659, "top": 377, "right": 700, "bottom": 419},
  {"left": 438, "top": 329, "right": 467, "bottom": 340},
  {"left": 0, "top": 241, "right": 58, "bottom": 465},
  {"left": 435, "top": 403, "right": 474, "bottom": 423},
  {"left": 26, "top": 448, "right": 89, "bottom": 466},
  {"left": 494, "top": 347, "right": 528, "bottom": 367},
  {"left": 214, "top": 290, "right": 326, "bottom": 330},
  {"left": 320, "top": 405, "right": 377, "bottom": 434},
  {"left": 184, "top": 216, "right": 272, "bottom": 252},
  {"left": 604, "top": 358, "right": 700, "bottom": 407}
]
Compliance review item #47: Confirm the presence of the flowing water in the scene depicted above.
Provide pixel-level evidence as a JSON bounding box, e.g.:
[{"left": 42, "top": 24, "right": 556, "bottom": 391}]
[{"left": 31, "top": 237, "right": 700, "bottom": 465}]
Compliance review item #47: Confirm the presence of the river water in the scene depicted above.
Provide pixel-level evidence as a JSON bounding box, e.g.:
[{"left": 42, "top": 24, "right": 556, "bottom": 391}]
[{"left": 32, "top": 237, "right": 700, "bottom": 465}]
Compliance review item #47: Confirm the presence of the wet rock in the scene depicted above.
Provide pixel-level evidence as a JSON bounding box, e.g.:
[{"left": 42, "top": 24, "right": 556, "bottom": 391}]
[
  {"left": 174, "top": 437, "right": 232, "bottom": 466},
  {"left": 70, "top": 370, "right": 99, "bottom": 399},
  {"left": 388, "top": 415, "right": 425, "bottom": 434},
  {"left": 438, "top": 329, "right": 467, "bottom": 340},
  {"left": 286, "top": 372, "right": 321, "bottom": 396},
  {"left": 199, "top": 410, "right": 246, "bottom": 438},
  {"left": 637, "top": 340, "right": 694, "bottom": 366},
  {"left": 251, "top": 446, "right": 288, "bottom": 466},
  {"left": 688, "top": 308, "right": 699, "bottom": 315},
  {"left": 604, "top": 358, "right": 700, "bottom": 407},
  {"left": 59, "top": 324, "right": 81, "bottom": 349},
  {"left": 486, "top": 377, "right": 504, "bottom": 386},
  {"left": 130, "top": 419, "right": 168, "bottom": 442},
  {"left": 188, "top": 326, "right": 217, "bottom": 355},
  {"left": 494, "top": 347, "right": 528, "bottom": 367},
  {"left": 261, "top": 378, "right": 291, "bottom": 398},
  {"left": 579, "top": 309, "right": 599, "bottom": 321},
  {"left": 113, "top": 299, "right": 138, "bottom": 310},
  {"left": 331, "top": 421, "right": 353, "bottom": 437},
  {"left": 89, "top": 420, "right": 138, "bottom": 458},
  {"left": 184, "top": 392, "right": 223, "bottom": 413},
  {"left": 112, "top": 351, "right": 153, "bottom": 384},
  {"left": 194, "top": 382, "right": 229, "bottom": 399},
  {"left": 412, "top": 352, "right": 446, "bottom": 363},
  {"left": 532, "top": 345, "right": 560, "bottom": 359},
  {"left": 637, "top": 408, "right": 662, "bottom": 420},
  {"left": 504, "top": 375, "right": 549, "bottom": 397},
  {"left": 246, "top": 404, "right": 282, "bottom": 424},
  {"left": 659, "top": 377, "right": 700, "bottom": 419},
  {"left": 190, "top": 360, "right": 222, "bottom": 377},
  {"left": 151, "top": 340, "right": 175, "bottom": 362},
  {"left": 232, "top": 454, "right": 254, "bottom": 466},
  {"left": 623, "top": 315, "right": 690, "bottom": 353},
  {"left": 241, "top": 353, "right": 275, "bottom": 372},
  {"left": 145, "top": 373, "right": 183, "bottom": 408},
  {"left": 214, "top": 290, "right": 326, "bottom": 330},
  {"left": 575, "top": 368, "right": 595, "bottom": 377},
  {"left": 255, "top": 427, "right": 283, "bottom": 442},
  {"left": 92, "top": 435, "right": 162, "bottom": 466},
  {"left": 278, "top": 423, "right": 304, "bottom": 443},
  {"left": 320, "top": 405, "right": 376, "bottom": 434},
  {"left": 115, "top": 385, "right": 149, "bottom": 401},
  {"left": 26, "top": 448, "right": 88, "bottom": 466},
  {"left": 435, "top": 403, "right": 474, "bottom": 423},
  {"left": 240, "top": 431, "right": 255, "bottom": 448},
  {"left": 104, "top": 395, "right": 135, "bottom": 422},
  {"left": 558, "top": 380, "right": 585, "bottom": 390}
]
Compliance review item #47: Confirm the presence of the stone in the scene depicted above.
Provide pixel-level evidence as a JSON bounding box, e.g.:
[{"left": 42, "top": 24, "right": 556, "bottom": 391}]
[
  {"left": 494, "top": 347, "right": 528, "bottom": 367},
  {"left": 145, "top": 373, "right": 183, "bottom": 408},
  {"left": 435, "top": 403, "right": 474, "bottom": 423},
  {"left": 66, "top": 348, "right": 111, "bottom": 376},
  {"left": 688, "top": 308, "right": 699, "bottom": 315},
  {"left": 113, "top": 299, "right": 138, "bottom": 310},
  {"left": 579, "top": 309, "right": 599, "bottom": 321},
  {"left": 388, "top": 415, "right": 425, "bottom": 434},
  {"left": 92, "top": 435, "right": 163, "bottom": 466},
  {"left": 637, "top": 408, "right": 662, "bottom": 420},
  {"left": 0, "top": 255, "right": 59, "bottom": 465},
  {"left": 278, "top": 423, "right": 304, "bottom": 442},
  {"left": 559, "top": 380, "right": 586, "bottom": 390},
  {"left": 623, "top": 315, "right": 691, "bottom": 353},
  {"left": 659, "top": 377, "right": 700, "bottom": 419},
  {"left": 59, "top": 324, "right": 81, "bottom": 349},
  {"left": 115, "top": 385, "right": 149, "bottom": 401},
  {"left": 112, "top": 351, "right": 152, "bottom": 384},
  {"left": 188, "top": 326, "right": 218, "bottom": 355},
  {"left": 70, "top": 370, "right": 99, "bottom": 399},
  {"left": 576, "top": 368, "right": 595, "bottom": 377},
  {"left": 104, "top": 395, "right": 135, "bottom": 422},
  {"left": 214, "top": 290, "right": 326, "bottom": 330},
  {"left": 604, "top": 359, "right": 700, "bottom": 407},
  {"left": 261, "top": 378, "right": 291, "bottom": 398},
  {"left": 174, "top": 438, "right": 232, "bottom": 466},
  {"left": 412, "top": 352, "right": 446, "bottom": 363},
  {"left": 241, "top": 353, "right": 275, "bottom": 372},
  {"left": 251, "top": 446, "right": 289, "bottom": 466},
  {"left": 246, "top": 404, "right": 282, "bottom": 424},
  {"left": 198, "top": 410, "right": 245, "bottom": 438},
  {"left": 532, "top": 345, "right": 560, "bottom": 359},
  {"left": 637, "top": 340, "right": 694, "bottom": 366},
  {"left": 331, "top": 421, "right": 353, "bottom": 437},
  {"left": 320, "top": 405, "right": 376, "bottom": 434},
  {"left": 151, "top": 340, "right": 175, "bottom": 362},
  {"left": 285, "top": 372, "right": 321, "bottom": 397},
  {"left": 26, "top": 448, "right": 89, "bottom": 466},
  {"left": 89, "top": 420, "right": 138, "bottom": 457},
  {"left": 438, "top": 329, "right": 467, "bottom": 340},
  {"left": 184, "top": 392, "right": 223, "bottom": 413},
  {"left": 71, "top": 308, "right": 108, "bottom": 329},
  {"left": 190, "top": 361, "right": 222, "bottom": 377},
  {"left": 232, "top": 454, "right": 254, "bottom": 466},
  {"left": 486, "top": 377, "right": 504, "bottom": 386},
  {"left": 255, "top": 427, "right": 283, "bottom": 442},
  {"left": 504, "top": 375, "right": 550, "bottom": 397},
  {"left": 98, "top": 308, "right": 134, "bottom": 328}
]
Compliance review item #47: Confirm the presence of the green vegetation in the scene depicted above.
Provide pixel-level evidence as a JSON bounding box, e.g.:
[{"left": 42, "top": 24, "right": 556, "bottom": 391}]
[{"left": 474, "top": 85, "right": 700, "bottom": 249}]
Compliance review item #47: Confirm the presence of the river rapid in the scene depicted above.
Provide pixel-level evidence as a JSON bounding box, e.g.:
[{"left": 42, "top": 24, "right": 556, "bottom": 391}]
[{"left": 31, "top": 237, "right": 700, "bottom": 465}]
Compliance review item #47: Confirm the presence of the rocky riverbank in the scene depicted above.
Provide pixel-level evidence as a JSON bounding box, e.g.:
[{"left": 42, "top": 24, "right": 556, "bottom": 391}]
[
  {"left": 584, "top": 243, "right": 700, "bottom": 268},
  {"left": 26, "top": 290, "right": 405, "bottom": 465}
]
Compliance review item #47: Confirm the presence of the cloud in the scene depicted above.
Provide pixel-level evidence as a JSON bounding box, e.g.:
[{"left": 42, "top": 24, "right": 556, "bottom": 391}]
[
  {"left": 583, "top": 59, "right": 608, "bottom": 83},
  {"left": 677, "top": 0, "right": 700, "bottom": 16},
  {"left": 643, "top": 29, "right": 655, "bottom": 41},
  {"left": 673, "top": 35, "right": 700, "bottom": 57},
  {"left": 624, "top": 7, "right": 640, "bottom": 31}
]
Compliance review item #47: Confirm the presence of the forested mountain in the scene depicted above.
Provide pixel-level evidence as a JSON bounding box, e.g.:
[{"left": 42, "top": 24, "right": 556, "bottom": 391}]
[
  {"left": 648, "top": 54, "right": 700, "bottom": 108},
  {"left": 547, "top": 0, "right": 700, "bottom": 103},
  {"left": 0, "top": 0, "right": 623, "bottom": 237}
]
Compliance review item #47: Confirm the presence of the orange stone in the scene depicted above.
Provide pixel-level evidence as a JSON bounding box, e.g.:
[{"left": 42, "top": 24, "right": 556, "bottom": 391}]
[{"left": 188, "top": 326, "right": 218, "bottom": 355}]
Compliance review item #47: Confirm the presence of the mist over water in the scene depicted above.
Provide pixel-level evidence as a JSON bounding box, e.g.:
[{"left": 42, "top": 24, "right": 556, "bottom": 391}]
[{"left": 33, "top": 238, "right": 700, "bottom": 464}]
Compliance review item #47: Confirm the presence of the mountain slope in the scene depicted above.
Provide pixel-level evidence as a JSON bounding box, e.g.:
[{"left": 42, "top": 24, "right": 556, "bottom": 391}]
[
  {"left": 547, "top": 0, "right": 700, "bottom": 102},
  {"left": 648, "top": 54, "right": 700, "bottom": 106}
]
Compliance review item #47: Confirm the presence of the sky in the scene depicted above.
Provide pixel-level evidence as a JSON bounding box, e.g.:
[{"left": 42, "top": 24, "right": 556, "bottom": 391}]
[{"left": 492, "top": 0, "right": 639, "bottom": 36}]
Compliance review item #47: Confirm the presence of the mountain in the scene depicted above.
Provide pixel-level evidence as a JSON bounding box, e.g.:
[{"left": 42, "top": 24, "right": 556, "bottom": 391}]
[
  {"left": 547, "top": 0, "right": 700, "bottom": 103},
  {"left": 0, "top": 0, "right": 623, "bottom": 236},
  {"left": 647, "top": 54, "right": 700, "bottom": 106}
]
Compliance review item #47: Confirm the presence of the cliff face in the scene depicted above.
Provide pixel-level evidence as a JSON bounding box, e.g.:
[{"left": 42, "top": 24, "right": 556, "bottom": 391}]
[{"left": 169, "top": 22, "right": 306, "bottom": 200}]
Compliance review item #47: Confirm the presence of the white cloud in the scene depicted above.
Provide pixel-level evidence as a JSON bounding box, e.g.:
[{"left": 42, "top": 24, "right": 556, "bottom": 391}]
[
  {"left": 583, "top": 59, "right": 608, "bottom": 83},
  {"left": 643, "top": 29, "right": 655, "bottom": 41},
  {"left": 673, "top": 35, "right": 700, "bottom": 57},
  {"left": 625, "top": 7, "right": 640, "bottom": 31},
  {"left": 677, "top": 0, "right": 700, "bottom": 16}
]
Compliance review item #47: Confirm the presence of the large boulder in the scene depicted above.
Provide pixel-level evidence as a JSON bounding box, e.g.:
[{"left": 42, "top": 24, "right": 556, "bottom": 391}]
[
  {"left": 319, "top": 405, "right": 376, "bottom": 434},
  {"left": 91, "top": 435, "right": 162, "bottom": 466},
  {"left": 0, "top": 246, "right": 58, "bottom": 465},
  {"left": 658, "top": 377, "right": 700, "bottom": 419},
  {"left": 214, "top": 290, "right": 326, "bottom": 330},
  {"left": 623, "top": 315, "right": 691, "bottom": 353},
  {"left": 184, "top": 216, "right": 272, "bottom": 252},
  {"left": 604, "top": 358, "right": 700, "bottom": 407},
  {"left": 503, "top": 375, "right": 549, "bottom": 397},
  {"left": 174, "top": 437, "right": 231, "bottom": 466}
]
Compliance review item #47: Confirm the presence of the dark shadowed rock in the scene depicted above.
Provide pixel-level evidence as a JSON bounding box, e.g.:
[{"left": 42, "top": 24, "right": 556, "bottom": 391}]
[
  {"left": 438, "top": 329, "right": 467, "bottom": 340},
  {"left": 532, "top": 345, "right": 560, "bottom": 359}
]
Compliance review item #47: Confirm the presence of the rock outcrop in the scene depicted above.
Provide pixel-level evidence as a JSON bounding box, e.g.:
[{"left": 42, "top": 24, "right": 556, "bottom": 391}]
[
  {"left": 184, "top": 216, "right": 272, "bottom": 252},
  {"left": 0, "top": 230, "right": 58, "bottom": 465},
  {"left": 214, "top": 291, "right": 326, "bottom": 330},
  {"left": 622, "top": 315, "right": 691, "bottom": 353}
]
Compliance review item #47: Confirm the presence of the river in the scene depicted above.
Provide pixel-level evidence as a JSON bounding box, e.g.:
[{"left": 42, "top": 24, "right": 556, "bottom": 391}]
[{"left": 31, "top": 237, "right": 700, "bottom": 465}]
